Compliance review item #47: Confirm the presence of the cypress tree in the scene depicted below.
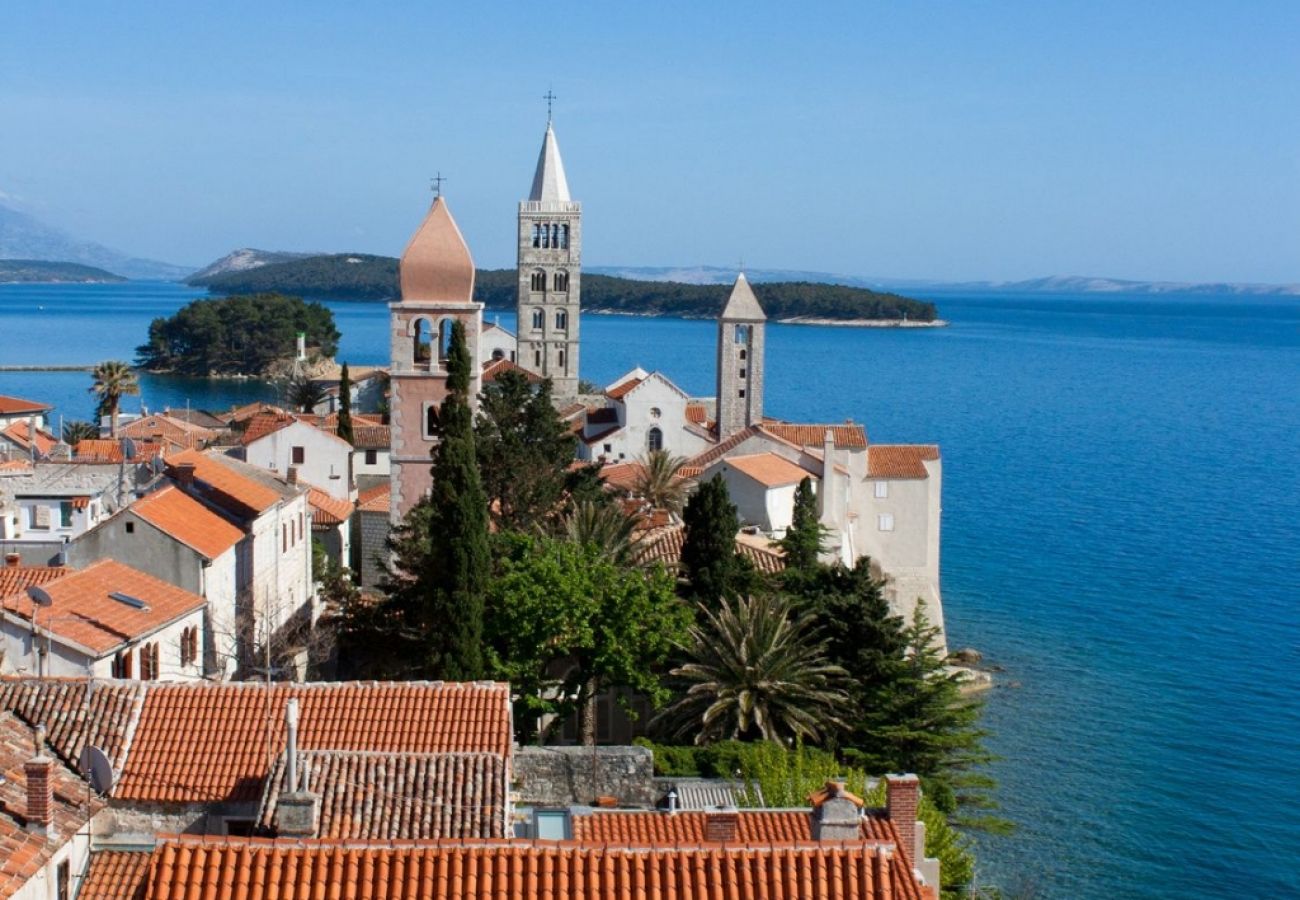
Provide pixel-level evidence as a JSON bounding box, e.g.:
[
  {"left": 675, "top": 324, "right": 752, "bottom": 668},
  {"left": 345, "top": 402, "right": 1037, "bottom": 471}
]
[
  {"left": 423, "top": 320, "right": 490, "bottom": 680},
  {"left": 680, "top": 474, "right": 752, "bottom": 605},
  {"left": 336, "top": 362, "right": 355, "bottom": 444},
  {"left": 777, "top": 477, "right": 825, "bottom": 572}
]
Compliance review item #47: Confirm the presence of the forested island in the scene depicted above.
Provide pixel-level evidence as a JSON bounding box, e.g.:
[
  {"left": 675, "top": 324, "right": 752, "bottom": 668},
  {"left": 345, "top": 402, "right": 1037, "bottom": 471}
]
[
  {"left": 0, "top": 258, "right": 127, "bottom": 283},
  {"left": 189, "top": 253, "right": 939, "bottom": 323},
  {"left": 135, "top": 292, "right": 339, "bottom": 376}
]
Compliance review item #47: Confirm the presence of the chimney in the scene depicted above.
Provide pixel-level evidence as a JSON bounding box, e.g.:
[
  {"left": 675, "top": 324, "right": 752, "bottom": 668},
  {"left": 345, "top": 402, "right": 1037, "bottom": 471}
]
[
  {"left": 703, "top": 809, "right": 738, "bottom": 843},
  {"left": 274, "top": 698, "right": 318, "bottom": 838},
  {"left": 820, "top": 428, "right": 836, "bottom": 520},
  {"left": 29, "top": 416, "right": 38, "bottom": 462},
  {"left": 173, "top": 462, "right": 196, "bottom": 486},
  {"left": 5, "top": 553, "right": 19, "bottom": 569},
  {"left": 886, "top": 774, "right": 922, "bottom": 864},
  {"left": 665, "top": 787, "right": 679, "bottom": 816},
  {"left": 286, "top": 465, "right": 300, "bottom": 485},
  {"left": 810, "top": 779, "right": 862, "bottom": 842},
  {"left": 24, "top": 725, "right": 53, "bottom": 835},
  {"left": 285, "top": 698, "right": 299, "bottom": 793}
]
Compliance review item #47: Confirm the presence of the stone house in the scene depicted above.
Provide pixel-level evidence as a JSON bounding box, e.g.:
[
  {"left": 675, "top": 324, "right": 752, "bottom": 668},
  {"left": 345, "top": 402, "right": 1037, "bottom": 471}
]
[
  {"left": 0, "top": 395, "right": 51, "bottom": 432},
  {"left": 241, "top": 416, "right": 355, "bottom": 503}
]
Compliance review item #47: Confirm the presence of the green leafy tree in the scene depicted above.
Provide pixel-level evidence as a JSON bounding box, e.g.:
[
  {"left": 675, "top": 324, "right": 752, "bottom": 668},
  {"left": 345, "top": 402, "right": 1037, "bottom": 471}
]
[
  {"left": 488, "top": 534, "right": 690, "bottom": 745},
  {"left": 633, "top": 450, "right": 690, "bottom": 514},
  {"left": 61, "top": 419, "right": 99, "bottom": 445},
  {"left": 418, "top": 320, "right": 491, "bottom": 680},
  {"left": 679, "top": 474, "right": 754, "bottom": 604},
  {"left": 89, "top": 360, "right": 140, "bottom": 437},
  {"left": 655, "top": 593, "right": 848, "bottom": 745},
  {"left": 777, "top": 477, "right": 826, "bottom": 571},
  {"left": 475, "top": 370, "right": 576, "bottom": 531},
  {"left": 336, "top": 362, "right": 355, "bottom": 444}
]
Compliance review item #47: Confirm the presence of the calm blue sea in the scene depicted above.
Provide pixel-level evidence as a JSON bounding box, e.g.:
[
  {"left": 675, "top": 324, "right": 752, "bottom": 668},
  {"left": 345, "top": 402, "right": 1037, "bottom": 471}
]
[{"left": 2, "top": 282, "right": 1298, "bottom": 898}]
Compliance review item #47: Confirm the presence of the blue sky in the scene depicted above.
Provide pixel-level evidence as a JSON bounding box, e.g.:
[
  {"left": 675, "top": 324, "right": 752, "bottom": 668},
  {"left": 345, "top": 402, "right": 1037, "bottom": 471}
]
[{"left": 2, "top": 1, "right": 1297, "bottom": 282}]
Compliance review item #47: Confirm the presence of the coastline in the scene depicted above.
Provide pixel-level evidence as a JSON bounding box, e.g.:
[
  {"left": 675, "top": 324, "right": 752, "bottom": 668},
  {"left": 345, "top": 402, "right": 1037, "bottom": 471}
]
[{"left": 583, "top": 307, "right": 948, "bottom": 327}]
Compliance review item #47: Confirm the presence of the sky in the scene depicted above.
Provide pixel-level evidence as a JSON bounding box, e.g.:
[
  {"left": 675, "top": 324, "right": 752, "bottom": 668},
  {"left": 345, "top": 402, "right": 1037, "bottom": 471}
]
[{"left": 1, "top": 1, "right": 1297, "bottom": 283}]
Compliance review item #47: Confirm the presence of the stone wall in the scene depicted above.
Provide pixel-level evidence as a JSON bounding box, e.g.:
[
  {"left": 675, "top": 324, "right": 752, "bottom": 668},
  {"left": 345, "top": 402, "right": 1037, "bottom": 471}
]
[
  {"left": 357, "top": 509, "right": 389, "bottom": 588},
  {"left": 513, "top": 745, "right": 655, "bottom": 808}
]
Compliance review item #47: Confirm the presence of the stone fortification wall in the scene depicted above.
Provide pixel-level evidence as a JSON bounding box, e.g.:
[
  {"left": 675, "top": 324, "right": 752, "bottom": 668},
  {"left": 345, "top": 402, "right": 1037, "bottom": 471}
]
[{"left": 513, "top": 746, "right": 655, "bottom": 808}]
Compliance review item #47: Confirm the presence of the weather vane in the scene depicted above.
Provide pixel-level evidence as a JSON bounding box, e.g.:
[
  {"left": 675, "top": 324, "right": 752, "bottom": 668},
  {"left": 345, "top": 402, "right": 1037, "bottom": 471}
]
[
  {"left": 430, "top": 172, "right": 446, "bottom": 198},
  {"left": 543, "top": 89, "right": 557, "bottom": 123}
]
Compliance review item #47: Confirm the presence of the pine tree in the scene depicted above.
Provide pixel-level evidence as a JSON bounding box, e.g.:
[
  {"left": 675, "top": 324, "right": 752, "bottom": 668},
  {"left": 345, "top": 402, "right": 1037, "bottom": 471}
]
[
  {"left": 422, "top": 320, "right": 490, "bottom": 680},
  {"left": 777, "top": 477, "right": 825, "bottom": 571},
  {"left": 336, "top": 362, "right": 355, "bottom": 444},
  {"left": 679, "top": 474, "right": 753, "bottom": 605}
]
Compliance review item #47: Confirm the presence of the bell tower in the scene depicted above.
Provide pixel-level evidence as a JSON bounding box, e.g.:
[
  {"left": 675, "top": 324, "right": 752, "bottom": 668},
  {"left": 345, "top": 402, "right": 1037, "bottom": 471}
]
[
  {"left": 389, "top": 193, "right": 482, "bottom": 521},
  {"left": 716, "top": 273, "right": 766, "bottom": 439},
  {"left": 517, "top": 113, "right": 581, "bottom": 404}
]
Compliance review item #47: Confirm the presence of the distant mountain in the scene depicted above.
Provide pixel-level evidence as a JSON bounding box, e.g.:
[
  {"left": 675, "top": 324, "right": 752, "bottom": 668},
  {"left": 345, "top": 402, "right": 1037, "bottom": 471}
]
[
  {"left": 186, "top": 248, "right": 315, "bottom": 284},
  {"left": 591, "top": 266, "right": 1300, "bottom": 296},
  {"left": 0, "top": 202, "right": 192, "bottom": 281},
  {"left": 0, "top": 259, "right": 127, "bottom": 284}
]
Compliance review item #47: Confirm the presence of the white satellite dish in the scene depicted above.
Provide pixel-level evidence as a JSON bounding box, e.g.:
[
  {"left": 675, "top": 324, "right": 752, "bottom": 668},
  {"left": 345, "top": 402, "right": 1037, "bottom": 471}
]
[
  {"left": 25, "top": 586, "right": 53, "bottom": 608},
  {"left": 79, "top": 746, "right": 115, "bottom": 795}
]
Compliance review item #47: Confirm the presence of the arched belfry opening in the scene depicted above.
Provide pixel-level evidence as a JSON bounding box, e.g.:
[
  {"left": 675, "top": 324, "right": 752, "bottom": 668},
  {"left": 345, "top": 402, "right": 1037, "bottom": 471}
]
[{"left": 413, "top": 318, "right": 433, "bottom": 369}]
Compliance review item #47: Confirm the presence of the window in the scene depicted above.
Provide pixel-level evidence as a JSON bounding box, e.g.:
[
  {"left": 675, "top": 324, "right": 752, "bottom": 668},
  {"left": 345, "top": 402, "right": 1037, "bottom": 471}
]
[
  {"left": 734, "top": 323, "right": 751, "bottom": 344},
  {"left": 532, "top": 308, "right": 545, "bottom": 330},
  {"left": 59, "top": 501, "right": 73, "bottom": 528},
  {"left": 180, "top": 626, "right": 199, "bottom": 667},
  {"left": 125, "top": 521, "right": 135, "bottom": 534},
  {"left": 414, "top": 318, "right": 433, "bottom": 368},
  {"left": 531, "top": 224, "right": 541, "bottom": 248},
  {"left": 738, "top": 389, "right": 746, "bottom": 398},
  {"left": 739, "top": 349, "right": 747, "bottom": 361},
  {"left": 140, "top": 643, "right": 159, "bottom": 681},
  {"left": 112, "top": 649, "right": 132, "bottom": 679},
  {"left": 878, "top": 513, "right": 895, "bottom": 532},
  {"left": 57, "top": 861, "right": 70, "bottom": 900},
  {"left": 491, "top": 348, "right": 505, "bottom": 360},
  {"left": 647, "top": 427, "right": 663, "bottom": 452},
  {"left": 425, "top": 403, "right": 438, "bottom": 439},
  {"left": 558, "top": 347, "right": 566, "bottom": 370},
  {"left": 291, "top": 446, "right": 305, "bottom": 465},
  {"left": 534, "top": 348, "right": 543, "bottom": 368},
  {"left": 551, "top": 224, "right": 560, "bottom": 248},
  {"left": 561, "top": 224, "right": 570, "bottom": 249},
  {"left": 535, "top": 810, "right": 570, "bottom": 840},
  {"left": 224, "top": 819, "right": 256, "bottom": 837},
  {"left": 603, "top": 443, "right": 612, "bottom": 454},
  {"left": 649, "top": 407, "right": 661, "bottom": 419},
  {"left": 530, "top": 269, "right": 547, "bottom": 292},
  {"left": 28, "top": 505, "right": 49, "bottom": 530},
  {"left": 298, "top": 513, "right": 304, "bottom": 541},
  {"left": 739, "top": 368, "right": 746, "bottom": 379},
  {"left": 874, "top": 481, "right": 889, "bottom": 499},
  {"left": 282, "top": 523, "right": 288, "bottom": 552},
  {"left": 555, "top": 310, "right": 568, "bottom": 329},
  {"left": 541, "top": 223, "right": 551, "bottom": 249},
  {"left": 365, "top": 449, "right": 377, "bottom": 465},
  {"left": 554, "top": 270, "right": 569, "bottom": 292}
]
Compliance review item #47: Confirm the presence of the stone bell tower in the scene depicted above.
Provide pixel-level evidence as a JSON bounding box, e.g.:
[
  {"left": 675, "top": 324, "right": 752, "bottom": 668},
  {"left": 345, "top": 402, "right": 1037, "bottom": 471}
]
[
  {"left": 389, "top": 193, "right": 482, "bottom": 522},
  {"left": 716, "top": 272, "right": 766, "bottom": 439},
  {"left": 516, "top": 116, "right": 581, "bottom": 404}
]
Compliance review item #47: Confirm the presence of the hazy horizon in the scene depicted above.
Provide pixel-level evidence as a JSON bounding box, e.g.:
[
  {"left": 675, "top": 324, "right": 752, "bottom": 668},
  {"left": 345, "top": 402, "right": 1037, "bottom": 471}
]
[{"left": 2, "top": 2, "right": 1297, "bottom": 284}]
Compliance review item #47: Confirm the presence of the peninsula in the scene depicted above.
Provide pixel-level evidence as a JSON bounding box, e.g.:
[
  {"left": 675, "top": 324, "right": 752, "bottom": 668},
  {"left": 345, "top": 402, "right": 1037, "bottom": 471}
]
[{"left": 0, "top": 258, "right": 127, "bottom": 283}]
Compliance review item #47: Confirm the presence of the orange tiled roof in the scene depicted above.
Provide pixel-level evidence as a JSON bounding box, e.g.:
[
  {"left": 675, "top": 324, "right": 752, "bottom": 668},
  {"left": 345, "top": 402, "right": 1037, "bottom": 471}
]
[
  {"left": 131, "top": 485, "right": 244, "bottom": 559},
  {"left": 0, "top": 564, "right": 64, "bottom": 602},
  {"left": 0, "top": 460, "right": 33, "bottom": 473},
  {"left": 761, "top": 421, "right": 868, "bottom": 449},
  {"left": 140, "top": 837, "right": 926, "bottom": 900},
  {"left": 225, "top": 401, "right": 286, "bottom": 425},
  {"left": 1, "top": 420, "right": 58, "bottom": 456},
  {"left": 0, "top": 712, "right": 105, "bottom": 897},
  {"left": 598, "top": 461, "right": 644, "bottom": 493},
  {"left": 120, "top": 414, "right": 215, "bottom": 449},
  {"left": 342, "top": 424, "right": 391, "bottom": 449},
  {"left": 74, "top": 439, "right": 165, "bottom": 464},
  {"left": 482, "top": 357, "right": 542, "bottom": 385},
  {"left": 0, "top": 395, "right": 51, "bottom": 416},
  {"left": 724, "top": 452, "right": 814, "bottom": 488},
  {"left": 0, "top": 559, "right": 206, "bottom": 656},
  {"left": 240, "top": 411, "right": 299, "bottom": 445},
  {"left": 734, "top": 532, "right": 788, "bottom": 574},
  {"left": 116, "top": 680, "right": 511, "bottom": 803},
  {"left": 685, "top": 403, "right": 709, "bottom": 425},
  {"left": 572, "top": 808, "right": 902, "bottom": 845},
  {"left": 868, "top": 444, "right": 940, "bottom": 479},
  {"left": 0, "top": 679, "right": 146, "bottom": 773},
  {"left": 357, "top": 483, "right": 390, "bottom": 513},
  {"left": 257, "top": 750, "right": 507, "bottom": 839},
  {"left": 80, "top": 850, "right": 149, "bottom": 900},
  {"left": 307, "top": 485, "right": 354, "bottom": 527},
  {"left": 167, "top": 449, "right": 283, "bottom": 516},
  {"left": 632, "top": 525, "right": 787, "bottom": 575},
  {"left": 686, "top": 424, "right": 762, "bottom": 471},
  {"left": 605, "top": 376, "right": 644, "bottom": 400}
]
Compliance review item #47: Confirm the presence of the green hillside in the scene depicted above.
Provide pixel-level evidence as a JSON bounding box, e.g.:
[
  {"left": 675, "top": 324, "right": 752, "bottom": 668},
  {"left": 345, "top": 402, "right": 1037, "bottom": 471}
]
[
  {"left": 0, "top": 259, "right": 127, "bottom": 283},
  {"left": 195, "top": 253, "right": 938, "bottom": 322}
]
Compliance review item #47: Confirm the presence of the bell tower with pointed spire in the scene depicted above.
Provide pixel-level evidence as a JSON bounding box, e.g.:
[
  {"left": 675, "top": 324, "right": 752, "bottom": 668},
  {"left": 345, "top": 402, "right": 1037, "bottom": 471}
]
[
  {"left": 517, "top": 112, "right": 581, "bottom": 404},
  {"left": 716, "top": 272, "right": 766, "bottom": 439}
]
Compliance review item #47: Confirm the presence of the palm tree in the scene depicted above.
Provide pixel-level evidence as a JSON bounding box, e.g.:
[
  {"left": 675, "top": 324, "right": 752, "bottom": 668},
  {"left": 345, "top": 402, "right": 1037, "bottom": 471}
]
[
  {"left": 563, "top": 500, "right": 638, "bottom": 566},
  {"left": 285, "top": 374, "right": 326, "bottom": 413},
  {"left": 655, "top": 594, "right": 848, "bottom": 745},
  {"left": 89, "top": 361, "right": 140, "bottom": 437},
  {"left": 61, "top": 420, "right": 99, "bottom": 445},
  {"left": 633, "top": 450, "right": 691, "bottom": 514}
]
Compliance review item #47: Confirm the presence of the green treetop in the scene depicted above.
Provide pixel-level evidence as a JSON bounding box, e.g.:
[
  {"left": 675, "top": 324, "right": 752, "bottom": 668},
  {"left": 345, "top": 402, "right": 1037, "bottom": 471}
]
[
  {"left": 336, "top": 362, "right": 355, "bottom": 444},
  {"left": 679, "top": 474, "right": 754, "bottom": 604},
  {"left": 777, "top": 477, "right": 827, "bottom": 572}
]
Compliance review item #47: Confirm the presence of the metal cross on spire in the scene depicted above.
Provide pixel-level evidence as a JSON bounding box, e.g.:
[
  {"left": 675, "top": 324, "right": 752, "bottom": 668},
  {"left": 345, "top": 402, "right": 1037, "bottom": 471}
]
[
  {"left": 430, "top": 172, "right": 446, "bottom": 197},
  {"left": 543, "top": 89, "right": 557, "bottom": 123}
]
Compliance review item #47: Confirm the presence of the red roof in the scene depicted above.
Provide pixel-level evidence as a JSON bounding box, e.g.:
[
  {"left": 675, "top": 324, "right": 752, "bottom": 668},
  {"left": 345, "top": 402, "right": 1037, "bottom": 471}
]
[
  {"left": 307, "top": 485, "right": 354, "bottom": 527},
  {"left": 724, "top": 452, "right": 813, "bottom": 488},
  {"left": 357, "top": 483, "right": 390, "bottom": 513},
  {"left": 606, "top": 376, "right": 644, "bottom": 400},
  {"left": 0, "top": 564, "right": 65, "bottom": 603},
  {"left": 167, "top": 449, "right": 283, "bottom": 516},
  {"left": 74, "top": 439, "right": 165, "bottom": 463},
  {"left": 131, "top": 485, "right": 244, "bottom": 559},
  {"left": 119, "top": 414, "right": 215, "bottom": 449},
  {"left": 761, "top": 421, "right": 868, "bottom": 449},
  {"left": 0, "top": 395, "right": 51, "bottom": 416},
  {"left": 1, "top": 420, "right": 58, "bottom": 456},
  {"left": 80, "top": 850, "right": 149, "bottom": 900},
  {"left": 0, "top": 559, "right": 206, "bottom": 656},
  {"left": 0, "top": 679, "right": 145, "bottom": 773},
  {"left": 868, "top": 445, "right": 940, "bottom": 479},
  {"left": 116, "top": 680, "right": 511, "bottom": 803},
  {"left": 240, "top": 411, "right": 299, "bottom": 445},
  {"left": 572, "top": 808, "right": 902, "bottom": 845},
  {"left": 137, "top": 837, "right": 926, "bottom": 900},
  {"left": 482, "top": 357, "right": 542, "bottom": 385},
  {"left": 632, "top": 525, "right": 786, "bottom": 575}
]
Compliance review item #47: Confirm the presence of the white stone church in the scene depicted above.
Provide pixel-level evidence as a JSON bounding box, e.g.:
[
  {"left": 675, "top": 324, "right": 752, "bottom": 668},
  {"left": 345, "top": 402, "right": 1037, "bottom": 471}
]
[{"left": 387, "top": 115, "right": 946, "bottom": 644}]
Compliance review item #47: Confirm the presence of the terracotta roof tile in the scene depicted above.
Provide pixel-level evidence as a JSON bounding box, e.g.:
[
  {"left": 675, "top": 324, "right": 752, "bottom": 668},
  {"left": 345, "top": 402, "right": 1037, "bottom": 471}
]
[
  {"left": 120, "top": 414, "right": 215, "bottom": 448},
  {"left": 357, "top": 483, "right": 390, "bottom": 513},
  {"left": 573, "top": 808, "right": 902, "bottom": 845},
  {"left": 225, "top": 402, "right": 286, "bottom": 425},
  {"left": 597, "top": 461, "right": 643, "bottom": 493},
  {"left": 1, "top": 421, "right": 59, "bottom": 456},
  {"left": 142, "top": 837, "right": 925, "bottom": 900},
  {"left": 686, "top": 425, "right": 762, "bottom": 471},
  {"left": 131, "top": 485, "right": 244, "bottom": 559},
  {"left": 481, "top": 357, "right": 542, "bottom": 385},
  {"left": 116, "top": 681, "right": 511, "bottom": 804},
  {"left": 0, "top": 678, "right": 145, "bottom": 772},
  {"left": 685, "top": 403, "right": 709, "bottom": 425},
  {"left": 0, "top": 559, "right": 206, "bottom": 656},
  {"left": 761, "top": 421, "right": 868, "bottom": 449},
  {"left": 0, "top": 565, "right": 65, "bottom": 603},
  {"left": 605, "top": 376, "right": 644, "bottom": 400},
  {"left": 0, "top": 712, "right": 105, "bottom": 897},
  {"left": 240, "top": 411, "right": 299, "bottom": 445},
  {"left": 80, "top": 850, "right": 150, "bottom": 900},
  {"left": 166, "top": 449, "right": 284, "bottom": 517},
  {"left": 723, "top": 453, "right": 815, "bottom": 488},
  {"left": 307, "top": 486, "right": 354, "bottom": 527},
  {"left": 868, "top": 445, "right": 940, "bottom": 479},
  {"left": 0, "top": 395, "right": 52, "bottom": 416},
  {"left": 257, "top": 750, "right": 507, "bottom": 839},
  {"left": 74, "top": 439, "right": 165, "bottom": 464},
  {"left": 0, "top": 460, "right": 33, "bottom": 473},
  {"left": 344, "top": 424, "right": 391, "bottom": 449},
  {"left": 632, "top": 525, "right": 787, "bottom": 574}
]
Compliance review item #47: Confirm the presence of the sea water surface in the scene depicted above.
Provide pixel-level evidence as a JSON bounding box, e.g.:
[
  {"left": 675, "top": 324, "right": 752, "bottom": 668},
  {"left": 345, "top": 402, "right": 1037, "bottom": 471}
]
[{"left": 2, "top": 282, "right": 1299, "bottom": 898}]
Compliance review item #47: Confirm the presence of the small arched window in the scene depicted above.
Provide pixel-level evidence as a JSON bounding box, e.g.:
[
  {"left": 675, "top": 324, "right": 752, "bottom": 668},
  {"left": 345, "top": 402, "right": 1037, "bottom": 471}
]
[
  {"left": 532, "top": 224, "right": 541, "bottom": 248},
  {"left": 530, "top": 270, "right": 547, "bottom": 292},
  {"left": 551, "top": 224, "right": 560, "bottom": 248},
  {"left": 647, "top": 427, "right": 664, "bottom": 452},
  {"left": 541, "top": 223, "right": 551, "bottom": 249},
  {"left": 561, "top": 224, "right": 570, "bottom": 249},
  {"left": 734, "top": 324, "right": 751, "bottom": 344},
  {"left": 532, "top": 308, "right": 545, "bottom": 330},
  {"left": 554, "top": 270, "right": 569, "bottom": 292},
  {"left": 558, "top": 347, "right": 567, "bottom": 370},
  {"left": 534, "top": 347, "right": 543, "bottom": 368},
  {"left": 555, "top": 310, "right": 568, "bottom": 330},
  {"left": 414, "top": 318, "right": 433, "bottom": 369},
  {"left": 492, "top": 348, "right": 505, "bottom": 361},
  {"left": 649, "top": 407, "right": 661, "bottom": 419},
  {"left": 438, "top": 319, "right": 453, "bottom": 362},
  {"left": 425, "top": 404, "right": 438, "bottom": 439}
]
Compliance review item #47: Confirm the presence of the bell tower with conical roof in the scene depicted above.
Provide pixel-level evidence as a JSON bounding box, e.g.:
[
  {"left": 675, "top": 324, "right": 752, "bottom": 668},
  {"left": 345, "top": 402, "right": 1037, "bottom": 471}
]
[
  {"left": 517, "top": 117, "right": 581, "bottom": 404},
  {"left": 389, "top": 194, "right": 482, "bottom": 521},
  {"left": 716, "top": 272, "right": 766, "bottom": 439}
]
